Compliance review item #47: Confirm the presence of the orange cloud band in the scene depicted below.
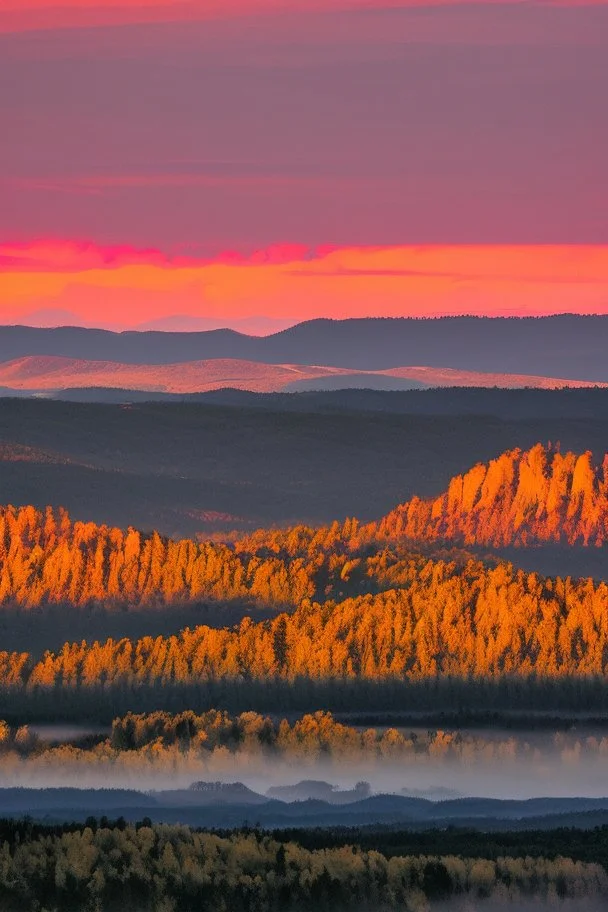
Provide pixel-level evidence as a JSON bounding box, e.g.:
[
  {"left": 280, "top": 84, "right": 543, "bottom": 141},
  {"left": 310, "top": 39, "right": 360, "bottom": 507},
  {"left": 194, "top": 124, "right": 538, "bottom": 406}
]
[
  {"left": 1, "top": 0, "right": 606, "bottom": 34},
  {"left": 1, "top": 240, "right": 608, "bottom": 330}
]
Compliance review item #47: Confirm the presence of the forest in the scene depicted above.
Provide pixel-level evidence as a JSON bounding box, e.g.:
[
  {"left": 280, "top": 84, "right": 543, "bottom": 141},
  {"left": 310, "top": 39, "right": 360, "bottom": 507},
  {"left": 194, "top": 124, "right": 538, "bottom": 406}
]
[
  {"left": 0, "top": 439, "right": 606, "bottom": 908},
  {"left": 1, "top": 565, "right": 607, "bottom": 687},
  {"left": 0, "top": 817, "right": 605, "bottom": 912},
  {"left": 0, "top": 446, "right": 606, "bottom": 616},
  {"left": 271, "top": 823, "right": 608, "bottom": 873},
  {"left": 1, "top": 446, "right": 608, "bottom": 717}
]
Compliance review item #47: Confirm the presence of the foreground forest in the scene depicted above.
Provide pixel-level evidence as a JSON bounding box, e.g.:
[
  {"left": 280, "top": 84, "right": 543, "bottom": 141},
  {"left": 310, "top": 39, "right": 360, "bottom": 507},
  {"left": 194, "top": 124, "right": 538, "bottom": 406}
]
[{"left": 0, "top": 817, "right": 605, "bottom": 912}]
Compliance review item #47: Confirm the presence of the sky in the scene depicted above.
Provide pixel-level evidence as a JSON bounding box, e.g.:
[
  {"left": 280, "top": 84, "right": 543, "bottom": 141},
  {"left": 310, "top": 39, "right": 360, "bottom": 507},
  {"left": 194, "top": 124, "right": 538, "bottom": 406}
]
[{"left": 1, "top": 0, "right": 607, "bottom": 331}]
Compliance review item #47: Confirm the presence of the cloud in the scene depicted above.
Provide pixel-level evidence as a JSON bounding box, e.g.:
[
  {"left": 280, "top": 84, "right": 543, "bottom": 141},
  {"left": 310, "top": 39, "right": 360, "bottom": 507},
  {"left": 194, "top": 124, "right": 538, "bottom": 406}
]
[
  {"left": 1, "top": 0, "right": 606, "bottom": 34},
  {"left": 0, "top": 239, "right": 175, "bottom": 271},
  {"left": 1, "top": 240, "right": 607, "bottom": 330},
  {"left": 0, "top": 239, "right": 316, "bottom": 272}
]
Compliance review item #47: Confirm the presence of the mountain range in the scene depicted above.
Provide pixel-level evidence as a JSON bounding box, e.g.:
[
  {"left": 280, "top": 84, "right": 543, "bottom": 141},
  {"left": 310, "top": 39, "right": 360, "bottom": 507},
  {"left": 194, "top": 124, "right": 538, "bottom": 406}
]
[
  {"left": 3, "top": 787, "right": 608, "bottom": 831},
  {"left": 1, "top": 316, "right": 608, "bottom": 381}
]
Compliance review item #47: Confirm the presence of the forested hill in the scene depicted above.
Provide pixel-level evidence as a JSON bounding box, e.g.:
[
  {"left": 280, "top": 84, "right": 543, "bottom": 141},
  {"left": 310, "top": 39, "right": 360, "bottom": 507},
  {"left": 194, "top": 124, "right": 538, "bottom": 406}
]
[
  {"left": 1, "top": 555, "right": 608, "bottom": 698},
  {"left": 2, "top": 446, "right": 608, "bottom": 709},
  {"left": 0, "top": 445, "right": 607, "bottom": 615},
  {"left": 372, "top": 444, "right": 608, "bottom": 548},
  {"left": 2, "top": 316, "right": 608, "bottom": 379}
]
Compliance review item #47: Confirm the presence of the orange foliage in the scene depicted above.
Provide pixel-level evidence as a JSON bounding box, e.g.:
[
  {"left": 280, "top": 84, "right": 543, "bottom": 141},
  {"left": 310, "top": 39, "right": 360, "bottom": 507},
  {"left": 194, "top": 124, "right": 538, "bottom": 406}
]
[
  {"left": 1, "top": 443, "right": 608, "bottom": 693},
  {"left": 372, "top": 444, "right": 608, "bottom": 547},
  {"left": 1, "top": 446, "right": 605, "bottom": 614},
  {"left": 0, "top": 505, "right": 317, "bottom": 609},
  {"left": 1, "top": 558, "right": 607, "bottom": 690}
]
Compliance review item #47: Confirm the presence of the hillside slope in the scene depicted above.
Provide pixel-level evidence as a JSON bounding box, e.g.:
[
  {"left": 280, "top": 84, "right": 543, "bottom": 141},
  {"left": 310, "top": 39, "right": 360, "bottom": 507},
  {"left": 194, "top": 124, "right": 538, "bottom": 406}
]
[{"left": 3, "top": 397, "right": 608, "bottom": 542}]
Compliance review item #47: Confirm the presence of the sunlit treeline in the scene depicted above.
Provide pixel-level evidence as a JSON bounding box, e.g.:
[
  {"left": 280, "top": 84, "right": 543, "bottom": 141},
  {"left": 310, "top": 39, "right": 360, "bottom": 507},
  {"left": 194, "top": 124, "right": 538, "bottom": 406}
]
[
  {"left": 372, "top": 444, "right": 608, "bottom": 548},
  {"left": 238, "top": 445, "right": 608, "bottom": 553},
  {"left": 0, "top": 503, "right": 443, "bottom": 612},
  {"left": 0, "top": 504, "right": 317, "bottom": 609},
  {"left": 1, "top": 560, "right": 607, "bottom": 694},
  {"left": 0, "top": 818, "right": 605, "bottom": 912}
]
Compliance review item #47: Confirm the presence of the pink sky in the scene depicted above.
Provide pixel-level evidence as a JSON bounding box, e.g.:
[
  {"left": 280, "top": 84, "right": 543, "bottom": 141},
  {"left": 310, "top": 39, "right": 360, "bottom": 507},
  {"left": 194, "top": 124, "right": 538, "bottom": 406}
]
[
  {"left": 1, "top": 1, "right": 606, "bottom": 327},
  {"left": 2, "top": 1, "right": 607, "bottom": 34}
]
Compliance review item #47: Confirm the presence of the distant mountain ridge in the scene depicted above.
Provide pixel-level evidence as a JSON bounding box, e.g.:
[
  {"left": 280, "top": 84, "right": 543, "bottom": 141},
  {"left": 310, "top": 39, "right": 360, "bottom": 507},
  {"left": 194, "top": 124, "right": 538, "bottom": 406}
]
[
  {"left": 1, "top": 316, "right": 608, "bottom": 380},
  {"left": 3, "top": 786, "right": 608, "bottom": 830}
]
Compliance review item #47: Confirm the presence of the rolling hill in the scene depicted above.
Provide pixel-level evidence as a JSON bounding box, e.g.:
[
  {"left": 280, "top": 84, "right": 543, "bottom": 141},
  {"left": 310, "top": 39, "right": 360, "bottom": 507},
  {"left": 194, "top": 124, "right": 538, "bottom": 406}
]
[
  {"left": 0, "top": 355, "right": 603, "bottom": 395},
  {"left": 0, "top": 357, "right": 424, "bottom": 394}
]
